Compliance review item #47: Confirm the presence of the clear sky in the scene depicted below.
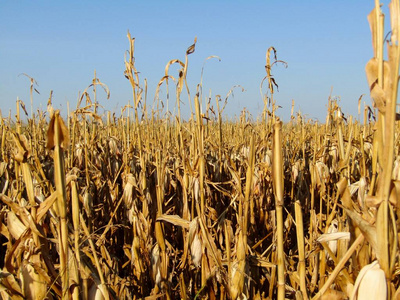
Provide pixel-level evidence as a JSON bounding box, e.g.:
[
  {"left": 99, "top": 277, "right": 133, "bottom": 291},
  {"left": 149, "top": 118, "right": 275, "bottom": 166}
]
[{"left": 0, "top": 1, "right": 386, "bottom": 122}]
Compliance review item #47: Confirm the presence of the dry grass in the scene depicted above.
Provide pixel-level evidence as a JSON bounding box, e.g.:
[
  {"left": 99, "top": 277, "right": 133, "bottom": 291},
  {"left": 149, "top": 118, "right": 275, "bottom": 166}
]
[{"left": 1, "top": 1, "right": 400, "bottom": 299}]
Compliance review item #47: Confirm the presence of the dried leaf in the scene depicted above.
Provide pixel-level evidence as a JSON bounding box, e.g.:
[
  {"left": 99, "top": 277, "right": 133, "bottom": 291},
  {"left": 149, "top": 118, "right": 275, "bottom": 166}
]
[
  {"left": 156, "top": 214, "right": 190, "bottom": 229},
  {"left": 343, "top": 208, "right": 377, "bottom": 255},
  {"left": 46, "top": 110, "right": 69, "bottom": 150},
  {"left": 11, "top": 133, "right": 30, "bottom": 163},
  {"left": 7, "top": 211, "right": 26, "bottom": 240},
  {"left": 365, "top": 58, "right": 391, "bottom": 114},
  {"left": 367, "top": 8, "right": 378, "bottom": 57}
]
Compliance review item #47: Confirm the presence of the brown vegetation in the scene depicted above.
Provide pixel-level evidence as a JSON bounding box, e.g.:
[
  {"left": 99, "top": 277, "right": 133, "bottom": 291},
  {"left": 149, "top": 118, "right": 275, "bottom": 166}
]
[{"left": 1, "top": 1, "right": 400, "bottom": 299}]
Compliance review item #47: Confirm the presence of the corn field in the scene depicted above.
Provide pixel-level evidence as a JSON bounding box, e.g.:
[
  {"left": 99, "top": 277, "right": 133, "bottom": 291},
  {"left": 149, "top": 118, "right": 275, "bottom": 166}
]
[{"left": 1, "top": 2, "right": 400, "bottom": 300}]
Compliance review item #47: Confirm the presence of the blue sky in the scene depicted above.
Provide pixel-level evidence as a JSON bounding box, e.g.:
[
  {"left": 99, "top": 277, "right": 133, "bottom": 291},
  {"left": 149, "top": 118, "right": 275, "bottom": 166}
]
[{"left": 0, "top": 1, "right": 384, "bottom": 121}]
